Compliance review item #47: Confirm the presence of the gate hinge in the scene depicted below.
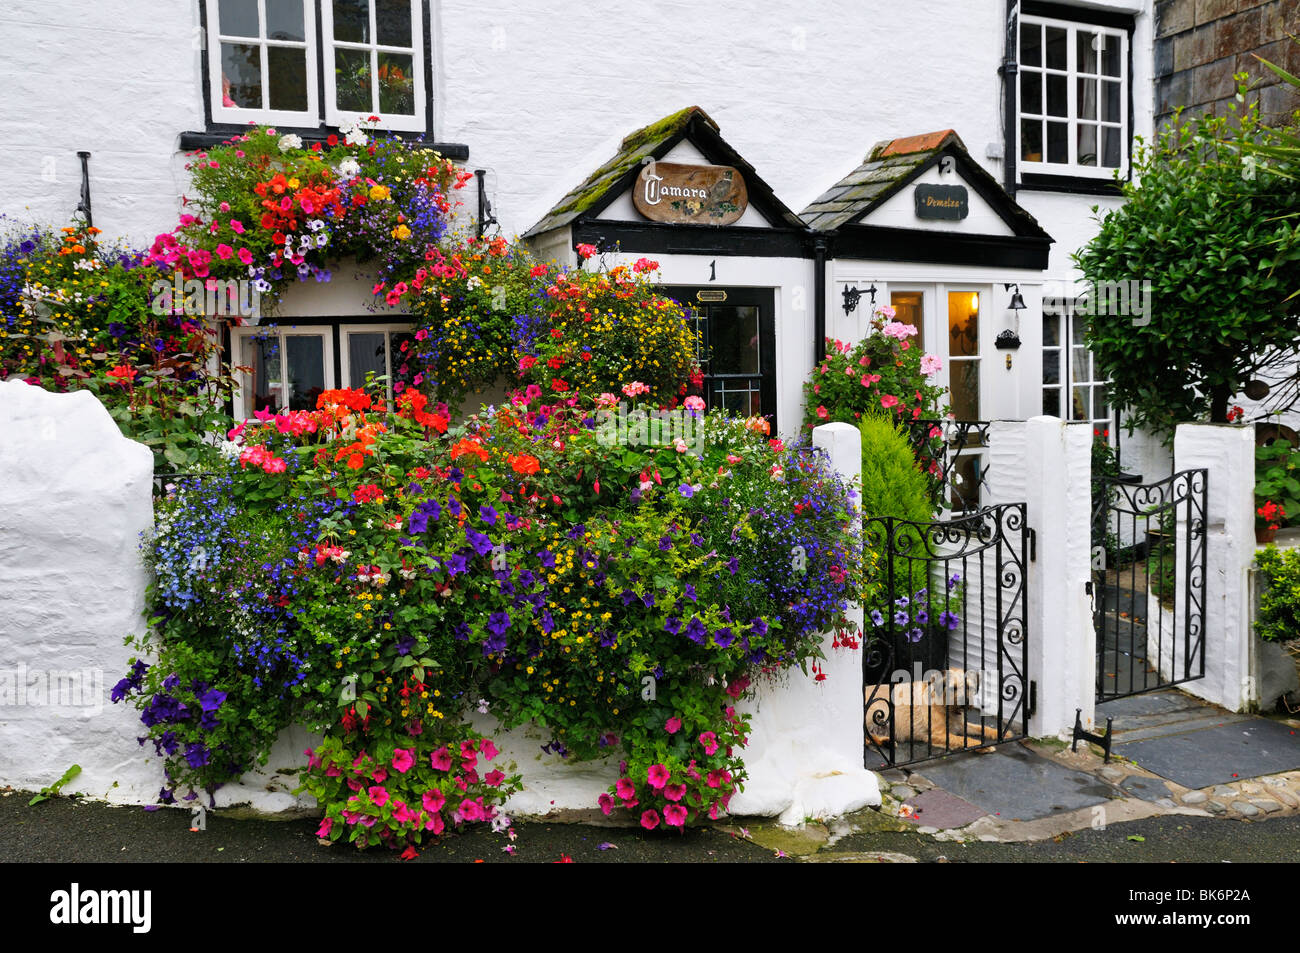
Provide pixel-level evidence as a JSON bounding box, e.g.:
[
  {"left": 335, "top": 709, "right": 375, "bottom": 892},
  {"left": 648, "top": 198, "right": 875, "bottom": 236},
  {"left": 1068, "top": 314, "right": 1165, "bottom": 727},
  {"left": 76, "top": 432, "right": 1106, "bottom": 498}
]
[{"left": 1026, "top": 527, "right": 1036, "bottom": 562}]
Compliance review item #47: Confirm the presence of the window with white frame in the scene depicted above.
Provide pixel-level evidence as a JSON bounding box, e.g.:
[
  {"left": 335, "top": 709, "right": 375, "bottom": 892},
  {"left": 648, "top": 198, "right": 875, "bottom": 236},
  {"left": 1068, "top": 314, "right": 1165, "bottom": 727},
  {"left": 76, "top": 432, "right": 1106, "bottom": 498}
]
[
  {"left": 1018, "top": 14, "right": 1129, "bottom": 177},
  {"left": 1042, "top": 307, "right": 1109, "bottom": 425},
  {"left": 233, "top": 324, "right": 334, "bottom": 418},
  {"left": 339, "top": 323, "right": 415, "bottom": 407},
  {"left": 205, "top": 0, "right": 426, "bottom": 132}
]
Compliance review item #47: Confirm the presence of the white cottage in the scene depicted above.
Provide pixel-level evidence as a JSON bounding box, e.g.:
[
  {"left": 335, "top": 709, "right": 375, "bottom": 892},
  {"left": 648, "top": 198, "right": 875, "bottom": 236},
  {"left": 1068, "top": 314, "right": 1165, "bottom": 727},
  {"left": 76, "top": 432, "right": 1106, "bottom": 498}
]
[{"left": 0, "top": 0, "right": 1158, "bottom": 454}]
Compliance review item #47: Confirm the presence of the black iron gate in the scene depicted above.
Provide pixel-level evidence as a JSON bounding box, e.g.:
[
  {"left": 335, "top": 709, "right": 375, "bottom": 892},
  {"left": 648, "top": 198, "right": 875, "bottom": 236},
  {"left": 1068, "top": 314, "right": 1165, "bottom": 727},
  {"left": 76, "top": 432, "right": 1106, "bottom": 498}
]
[
  {"left": 863, "top": 503, "right": 1030, "bottom": 768},
  {"left": 1092, "top": 469, "right": 1208, "bottom": 701}
]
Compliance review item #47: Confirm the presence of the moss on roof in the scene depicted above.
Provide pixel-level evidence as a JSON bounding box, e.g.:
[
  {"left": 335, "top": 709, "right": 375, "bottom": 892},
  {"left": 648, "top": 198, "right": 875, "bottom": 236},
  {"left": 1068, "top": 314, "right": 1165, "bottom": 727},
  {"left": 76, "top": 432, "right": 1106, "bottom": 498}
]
[{"left": 524, "top": 107, "right": 711, "bottom": 237}]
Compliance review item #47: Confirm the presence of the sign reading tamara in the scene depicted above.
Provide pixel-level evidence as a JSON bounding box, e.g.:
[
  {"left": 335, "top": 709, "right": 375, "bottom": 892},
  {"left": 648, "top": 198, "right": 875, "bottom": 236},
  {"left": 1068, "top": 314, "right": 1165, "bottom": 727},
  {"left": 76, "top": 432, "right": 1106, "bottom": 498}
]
[
  {"left": 914, "top": 183, "right": 969, "bottom": 221},
  {"left": 634, "top": 161, "right": 748, "bottom": 225}
]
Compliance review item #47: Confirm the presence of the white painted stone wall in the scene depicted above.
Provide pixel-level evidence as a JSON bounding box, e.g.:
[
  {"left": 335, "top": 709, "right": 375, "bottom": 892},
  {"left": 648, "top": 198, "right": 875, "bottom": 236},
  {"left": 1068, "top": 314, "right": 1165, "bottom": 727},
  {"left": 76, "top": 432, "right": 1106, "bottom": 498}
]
[
  {"left": 0, "top": 380, "right": 160, "bottom": 803},
  {"left": 1173, "top": 423, "right": 1256, "bottom": 712},
  {"left": 987, "top": 416, "right": 1095, "bottom": 737}
]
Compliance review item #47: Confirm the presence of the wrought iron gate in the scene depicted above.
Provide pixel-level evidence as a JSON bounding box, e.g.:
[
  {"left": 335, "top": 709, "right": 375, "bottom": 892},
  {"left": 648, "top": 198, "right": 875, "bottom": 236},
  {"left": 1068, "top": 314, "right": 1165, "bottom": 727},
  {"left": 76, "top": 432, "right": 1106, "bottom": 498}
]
[
  {"left": 863, "top": 503, "right": 1030, "bottom": 768},
  {"left": 1092, "top": 469, "right": 1207, "bottom": 701}
]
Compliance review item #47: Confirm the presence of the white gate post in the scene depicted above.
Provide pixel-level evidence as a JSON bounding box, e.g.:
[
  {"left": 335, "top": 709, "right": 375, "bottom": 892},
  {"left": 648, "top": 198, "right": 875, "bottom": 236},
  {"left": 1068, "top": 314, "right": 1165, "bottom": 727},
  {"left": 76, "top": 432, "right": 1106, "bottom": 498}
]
[
  {"left": 1173, "top": 423, "right": 1255, "bottom": 711},
  {"left": 728, "top": 421, "right": 880, "bottom": 823},
  {"left": 988, "top": 416, "right": 1094, "bottom": 738}
]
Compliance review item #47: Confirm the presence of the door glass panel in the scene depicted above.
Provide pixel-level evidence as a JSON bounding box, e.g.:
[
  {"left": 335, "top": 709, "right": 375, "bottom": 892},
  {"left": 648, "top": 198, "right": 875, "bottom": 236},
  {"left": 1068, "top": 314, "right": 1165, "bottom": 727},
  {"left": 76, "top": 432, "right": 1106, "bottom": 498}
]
[
  {"left": 285, "top": 335, "right": 326, "bottom": 411},
  {"left": 1042, "top": 312, "right": 1061, "bottom": 347},
  {"left": 348, "top": 332, "right": 388, "bottom": 390},
  {"left": 1043, "top": 386, "right": 1061, "bottom": 417},
  {"left": 947, "top": 292, "right": 979, "bottom": 357},
  {"left": 1043, "top": 349, "right": 1060, "bottom": 385},
  {"left": 711, "top": 379, "right": 760, "bottom": 418},
  {"left": 1072, "top": 385, "right": 1091, "bottom": 421},
  {"left": 707, "top": 306, "right": 759, "bottom": 374},
  {"left": 890, "top": 291, "right": 924, "bottom": 351},
  {"left": 949, "top": 361, "right": 980, "bottom": 422}
]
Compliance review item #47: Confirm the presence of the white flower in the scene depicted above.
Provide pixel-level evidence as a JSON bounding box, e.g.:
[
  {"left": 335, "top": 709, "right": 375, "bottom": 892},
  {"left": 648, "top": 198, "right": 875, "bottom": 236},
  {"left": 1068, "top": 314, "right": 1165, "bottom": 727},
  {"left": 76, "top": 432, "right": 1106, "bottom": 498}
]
[
  {"left": 217, "top": 440, "right": 242, "bottom": 459},
  {"left": 466, "top": 275, "right": 483, "bottom": 290},
  {"left": 277, "top": 133, "right": 303, "bottom": 152},
  {"left": 316, "top": 233, "right": 329, "bottom": 247},
  {"left": 307, "top": 218, "right": 326, "bottom": 232},
  {"left": 337, "top": 157, "right": 361, "bottom": 178},
  {"left": 344, "top": 128, "right": 368, "bottom": 147},
  {"left": 476, "top": 698, "right": 491, "bottom": 714}
]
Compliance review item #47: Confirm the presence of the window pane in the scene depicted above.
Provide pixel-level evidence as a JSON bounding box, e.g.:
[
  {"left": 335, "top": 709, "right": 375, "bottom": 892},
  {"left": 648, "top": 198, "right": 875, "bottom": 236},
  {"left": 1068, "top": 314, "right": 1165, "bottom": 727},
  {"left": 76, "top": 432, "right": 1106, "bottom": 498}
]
[
  {"left": 1047, "top": 121, "right": 1068, "bottom": 163},
  {"left": 266, "top": 0, "right": 305, "bottom": 41},
  {"left": 950, "top": 362, "right": 980, "bottom": 421},
  {"left": 1102, "top": 126, "right": 1122, "bottom": 167},
  {"left": 1019, "top": 23, "right": 1041, "bottom": 67},
  {"left": 267, "top": 46, "right": 309, "bottom": 111},
  {"left": 376, "top": 0, "right": 412, "bottom": 46},
  {"left": 948, "top": 292, "right": 979, "bottom": 357},
  {"left": 285, "top": 336, "right": 326, "bottom": 411},
  {"left": 711, "top": 379, "right": 759, "bottom": 418},
  {"left": 241, "top": 335, "right": 281, "bottom": 414},
  {"left": 1078, "top": 77, "right": 1097, "bottom": 119},
  {"left": 1095, "top": 387, "right": 1109, "bottom": 421},
  {"left": 1045, "top": 26, "right": 1067, "bottom": 70},
  {"left": 708, "top": 306, "right": 759, "bottom": 375},
  {"left": 1077, "top": 31, "right": 1098, "bottom": 74},
  {"left": 891, "top": 291, "right": 924, "bottom": 352},
  {"left": 1071, "top": 316, "right": 1088, "bottom": 347},
  {"left": 1042, "top": 312, "right": 1060, "bottom": 346},
  {"left": 1046, "top": 74, "right": 1067, "bottom": 116},
  {"left": 348, "top": 332, "right": 388, "bottom": 389},
  {"left": 377, "top": 52, "right": 415, "bottom": 114},
  {"left": 1102, "top": 37, "right": 1122, "bottom": 77},
  {"left": 333, "top": 0, "right": 370, "bottom": 43},
  {"left": 1072, "top": 385, "right": 1091, "bottom": 421},
  {"left": 1072, "top": 345, "right": 1091, "bottom": 389},
  {"left": 1021, "top": 70, "right": 1042, "bottom": 114},
  {"left": 1043, "top": 349, "right": 1060, "bottom": 385},
  {"left": 218, "top": 0, "right": 260, "bottom": 37},
  {"left": 221, "top": 43, "right": 263, "bottom": 109},
  {"left": 1102, "top": 80, "right": 1122, "bottom": 122},
  {"left": 1043, "top": 386, "right": 1061, "bottom": 417},
  {"left": 1078, "top": 124, "right": 1097, "bottom": 166},
  {"left": 335, "top": 47, "right": 373, "bottom": 111},
  {"left": 949, "top": 453, "right": 982, "bottom": 511},
  {"left": 1021, "top": 119, "right": 1043, "bottom": 161}
]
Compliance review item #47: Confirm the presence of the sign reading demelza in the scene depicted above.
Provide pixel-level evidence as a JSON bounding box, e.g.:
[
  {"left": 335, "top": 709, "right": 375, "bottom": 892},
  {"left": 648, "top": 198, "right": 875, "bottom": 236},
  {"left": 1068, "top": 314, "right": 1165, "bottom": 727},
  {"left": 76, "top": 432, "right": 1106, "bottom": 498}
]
[
  {"left": 914, "top": 183, "right": 969, "bottom": 221},
  {"left": 634, "top": 161, "right": 748, "bottom": 225}
]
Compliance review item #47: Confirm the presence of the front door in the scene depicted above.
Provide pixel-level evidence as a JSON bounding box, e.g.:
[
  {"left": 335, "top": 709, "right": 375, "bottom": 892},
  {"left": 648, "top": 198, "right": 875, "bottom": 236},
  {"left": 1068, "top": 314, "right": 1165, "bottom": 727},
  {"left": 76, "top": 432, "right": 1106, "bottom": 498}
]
[{"left": 666, "top": 287, "right": 776, "bottom": 433}]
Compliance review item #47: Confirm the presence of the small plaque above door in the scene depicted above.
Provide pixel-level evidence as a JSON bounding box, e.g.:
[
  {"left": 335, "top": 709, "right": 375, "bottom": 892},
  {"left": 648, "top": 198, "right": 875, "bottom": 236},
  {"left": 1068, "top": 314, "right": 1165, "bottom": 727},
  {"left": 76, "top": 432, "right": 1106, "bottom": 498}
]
[
  {"left": 696, "top": 290, "right": 727, "bottom": 302},
  {"left": 634, "top": 162, "right": 748, "bottom": 225}
]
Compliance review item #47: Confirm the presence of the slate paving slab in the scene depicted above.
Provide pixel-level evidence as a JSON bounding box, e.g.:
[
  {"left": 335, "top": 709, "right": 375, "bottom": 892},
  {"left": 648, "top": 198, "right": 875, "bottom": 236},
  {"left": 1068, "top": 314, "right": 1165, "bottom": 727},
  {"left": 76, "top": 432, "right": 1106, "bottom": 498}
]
[
  {"left": 903, "top": 744, "right": 1112, "bottom": 821},
  {"left": 901, "top": 789, "right": 988, "bottom": 829},
  {"left": 1118, "top": 774, "right": 1173, "bottom": 803},
  {"left": 1113, "top": 719, "right": 1300, "bottom": 790}
]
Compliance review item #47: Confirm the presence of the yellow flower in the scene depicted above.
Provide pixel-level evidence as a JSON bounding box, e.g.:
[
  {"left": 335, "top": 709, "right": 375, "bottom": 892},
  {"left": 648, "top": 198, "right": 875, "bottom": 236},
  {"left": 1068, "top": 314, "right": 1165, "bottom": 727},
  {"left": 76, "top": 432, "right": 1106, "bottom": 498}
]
[{"left": 369, "top": 184, "right": 391, "bottom": 201}]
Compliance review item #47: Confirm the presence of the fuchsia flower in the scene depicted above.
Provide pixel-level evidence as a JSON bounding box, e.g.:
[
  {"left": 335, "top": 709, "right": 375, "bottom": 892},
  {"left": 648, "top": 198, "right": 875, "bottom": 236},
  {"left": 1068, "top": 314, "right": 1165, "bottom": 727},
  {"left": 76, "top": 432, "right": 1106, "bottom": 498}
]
[
  {"left": 665, "top": 717, "right": 682, "bottom": 734},
  {"left": 392, "top": 748, "right": 415, "bottom": 774},
  {"left": 647, "top": 764, "right": 670, "bottom": 789},
  {"left": 640, "top": 809, "right": 661, "bottom": 830},
  {"left": 699, "top": 731, "right": 719, "bottom": 756},
  {"left": 430, "top": 746, "right": 452, "bottom": 771},
  {"left": 663, "top": 804, "right": 688, "bottom": 827}
]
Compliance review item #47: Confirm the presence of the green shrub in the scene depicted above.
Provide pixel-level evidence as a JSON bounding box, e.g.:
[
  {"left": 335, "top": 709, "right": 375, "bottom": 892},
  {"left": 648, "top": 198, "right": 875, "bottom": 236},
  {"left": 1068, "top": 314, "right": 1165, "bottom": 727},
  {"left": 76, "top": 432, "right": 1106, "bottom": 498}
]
[
  {"left": 1254, "top": 544, "right": 1300, "bottom": 643},
  {"left": 859, "top": 414, "right": 936, "bottom": 597}
]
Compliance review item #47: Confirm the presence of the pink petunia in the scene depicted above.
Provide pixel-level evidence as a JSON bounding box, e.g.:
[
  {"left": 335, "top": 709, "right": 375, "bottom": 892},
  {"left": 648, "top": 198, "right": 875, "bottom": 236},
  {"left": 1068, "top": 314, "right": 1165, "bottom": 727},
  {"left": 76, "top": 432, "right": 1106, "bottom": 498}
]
[
  {"left": 615, "top": 777, "right": 637, "bottom": 802},
  {"left": 699, "top": 731, "right": 719, "bottom": 756},
  {"left": 663, "top": 804, "right": 688, "bottom": 827},
  {"left": 316, "top": 817, "right": 332, "bottom": 837},
  {"left": 484, "top": 769, "right": 505, "bottom": 787},
  {"left": 215, "top": 243, "right": 233, "bottom": 260},
  {"left": 368, "top": 785, "right": 389, "bottom": 806},
  {"left": 430, "top": 746, "right": 452, "bottom": 771},
  {"left": 305, "top": 748, "right": 321, "bottom": 769},
  {"left": 422, "top": 789, "right": 446, "bottom": 814},
  {"left": 371, "top": 768, "right": 388, "bottom": 784},
  {"left": 647, "top": 764, "right": 671, "bottom": 789},
  {"left": 425, "top": 811, "right": 445, "bottom": 834},
  {"left": 598, "top": 793, "right": 615, "bottom": 816},
  {"left": 640, "top": 809, "right": 661, "bottom": 830},
  {"left": 459, "top": 798, "right": 485, "bottom": 822},
  {"left": 665, "top": 717, "right": 682, "bottom": 734},
  {"left": 706, "top": 769, "right": 732, "bottom": 789},
  {"left": 880, "top": 394, "right": 900, "bottom": 409},
  {"left": 663, "top": 783, "right": 686, "bottom": 802},
  {"left": 237, "top": 247, "right": 253, "bottom": 265},
  {"left": 392, "top": 748, "right": 415, "bottom": 774},
  {"left": 480, "top": 739, "right": 499, "bottom": 761},
  {"left": 708, "top": 801, "right": 721, "bottom": 820}
]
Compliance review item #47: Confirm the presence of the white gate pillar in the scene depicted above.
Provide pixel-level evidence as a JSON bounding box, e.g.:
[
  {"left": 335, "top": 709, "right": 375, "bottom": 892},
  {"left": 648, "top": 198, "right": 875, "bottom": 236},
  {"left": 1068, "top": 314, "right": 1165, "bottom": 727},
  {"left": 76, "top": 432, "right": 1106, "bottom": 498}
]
[
  {"left": 988, "top": 417, "right": 1094, "bottom": 738},
  {"left": 1173, "top": 423, "right": 1255, "bottom": 711}
]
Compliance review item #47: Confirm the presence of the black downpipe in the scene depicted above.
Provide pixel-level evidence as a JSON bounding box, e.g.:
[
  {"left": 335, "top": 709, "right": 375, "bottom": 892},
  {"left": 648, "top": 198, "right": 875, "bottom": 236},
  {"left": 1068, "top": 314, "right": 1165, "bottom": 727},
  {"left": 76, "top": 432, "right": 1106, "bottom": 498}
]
[
  {"left": 812, "top": 232, "right": 828, "bottom": 365},
  {"left": 1000, "top": 0, "right": 1019, "bottom": 197}
]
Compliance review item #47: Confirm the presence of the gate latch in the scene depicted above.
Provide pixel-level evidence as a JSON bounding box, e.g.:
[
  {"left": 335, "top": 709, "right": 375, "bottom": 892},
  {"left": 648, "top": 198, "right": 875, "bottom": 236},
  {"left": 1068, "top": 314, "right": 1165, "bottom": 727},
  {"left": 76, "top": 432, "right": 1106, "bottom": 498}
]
[{"left": 1071, "top": 708, "right": 1114, "bottom": 763}]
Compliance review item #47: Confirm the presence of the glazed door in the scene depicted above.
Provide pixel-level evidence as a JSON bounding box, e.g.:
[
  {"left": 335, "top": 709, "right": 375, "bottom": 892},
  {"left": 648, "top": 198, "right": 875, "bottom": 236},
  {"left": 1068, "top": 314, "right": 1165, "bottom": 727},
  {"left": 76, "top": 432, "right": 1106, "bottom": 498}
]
[{"left": 667, "top": 287, "right": 776, "bottom": 433}]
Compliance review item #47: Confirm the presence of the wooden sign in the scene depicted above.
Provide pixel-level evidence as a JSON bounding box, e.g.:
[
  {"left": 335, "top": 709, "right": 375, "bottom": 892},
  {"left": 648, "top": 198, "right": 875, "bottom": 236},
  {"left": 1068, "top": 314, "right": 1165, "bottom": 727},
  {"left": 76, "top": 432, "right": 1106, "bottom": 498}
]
[
  {"left": 914, "top": 184, "right": 969, "bottom": 221},
  {"left": 633, "top": 162, "right": 748, "bottom": 225}
]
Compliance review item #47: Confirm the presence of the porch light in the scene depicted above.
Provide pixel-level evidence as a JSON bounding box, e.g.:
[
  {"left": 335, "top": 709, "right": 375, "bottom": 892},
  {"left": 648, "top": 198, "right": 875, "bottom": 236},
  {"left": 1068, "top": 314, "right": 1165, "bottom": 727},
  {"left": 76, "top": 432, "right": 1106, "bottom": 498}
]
[{"left": 996, "top": 283, "right": 1024, "bottom": 351}]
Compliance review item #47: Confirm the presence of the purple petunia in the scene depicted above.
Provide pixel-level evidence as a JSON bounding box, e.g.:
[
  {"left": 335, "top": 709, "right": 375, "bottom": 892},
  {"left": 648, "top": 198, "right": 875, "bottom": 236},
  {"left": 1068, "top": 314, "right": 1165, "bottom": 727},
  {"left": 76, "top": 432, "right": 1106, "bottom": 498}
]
[{"left": 479, "top": 505, "right": 498, "bottom": 526}]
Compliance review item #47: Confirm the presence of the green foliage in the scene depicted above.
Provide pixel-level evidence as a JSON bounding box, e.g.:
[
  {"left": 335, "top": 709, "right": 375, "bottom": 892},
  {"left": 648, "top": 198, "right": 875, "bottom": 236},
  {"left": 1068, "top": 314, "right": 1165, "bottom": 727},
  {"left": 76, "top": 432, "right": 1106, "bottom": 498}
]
[
  {"left": 28, "top": 765, "right": 81, "bottom": 806},
  {"left": 859, "top": 414, "right": 937, "bottom": 598},
  {"left": 1254, "top": 544, "right": 1300, "bottom": 642},
  {"left": 1255, "top": 439, "right": 1300, "bottom": 524},
  {"left": 1075, "top": 79, "right": 1300, "bottom": 436}
]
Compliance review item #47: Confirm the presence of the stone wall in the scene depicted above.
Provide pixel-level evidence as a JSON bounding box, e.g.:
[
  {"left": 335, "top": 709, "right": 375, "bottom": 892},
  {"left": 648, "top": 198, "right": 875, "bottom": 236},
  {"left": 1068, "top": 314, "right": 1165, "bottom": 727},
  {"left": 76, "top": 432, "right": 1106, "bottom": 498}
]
[{"left": 1155, "top": 0, "right": 1300, "bottom": 124}]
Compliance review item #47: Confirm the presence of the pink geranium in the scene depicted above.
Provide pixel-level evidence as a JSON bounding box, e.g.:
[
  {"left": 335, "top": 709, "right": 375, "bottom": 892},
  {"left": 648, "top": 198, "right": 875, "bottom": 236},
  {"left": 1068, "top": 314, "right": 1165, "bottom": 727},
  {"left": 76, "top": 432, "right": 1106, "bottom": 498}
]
[
  {"left": 647, "top": 764, "right": 670, "bottom": 789},
  {"left": 392, "top": 748, "right": 415, "bottom": 774},
  {"left": 920, "top": 353, "right": 943, "bottom": 375},
  {"left": 880, "top": 394, "right": 900, "bottom": 409},
  {"left": 663, "top": 804, "right": 688, "bottom": 827},
  {"left": 640, "top": 809, "right": 661, "bottom": 830}
]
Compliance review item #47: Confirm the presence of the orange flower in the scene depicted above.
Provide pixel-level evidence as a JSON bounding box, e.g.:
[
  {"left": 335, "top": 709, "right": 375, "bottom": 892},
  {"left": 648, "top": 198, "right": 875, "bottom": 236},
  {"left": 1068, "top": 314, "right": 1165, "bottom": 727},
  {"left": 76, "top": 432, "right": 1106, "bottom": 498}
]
[
  {"left": 508, "top": 453, "right": 541, "bottom": 476},
  {"left": 450, "top": 438, "right": 489, "bottom": 463}
]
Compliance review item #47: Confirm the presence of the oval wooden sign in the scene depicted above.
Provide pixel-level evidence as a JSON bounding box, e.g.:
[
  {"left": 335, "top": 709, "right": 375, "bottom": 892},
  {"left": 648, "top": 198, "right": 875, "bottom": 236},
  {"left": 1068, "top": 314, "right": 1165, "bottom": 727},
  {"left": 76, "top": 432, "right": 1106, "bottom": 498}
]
[{"left": 633, "top": 161, "right": 748, "bottom": 225}]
